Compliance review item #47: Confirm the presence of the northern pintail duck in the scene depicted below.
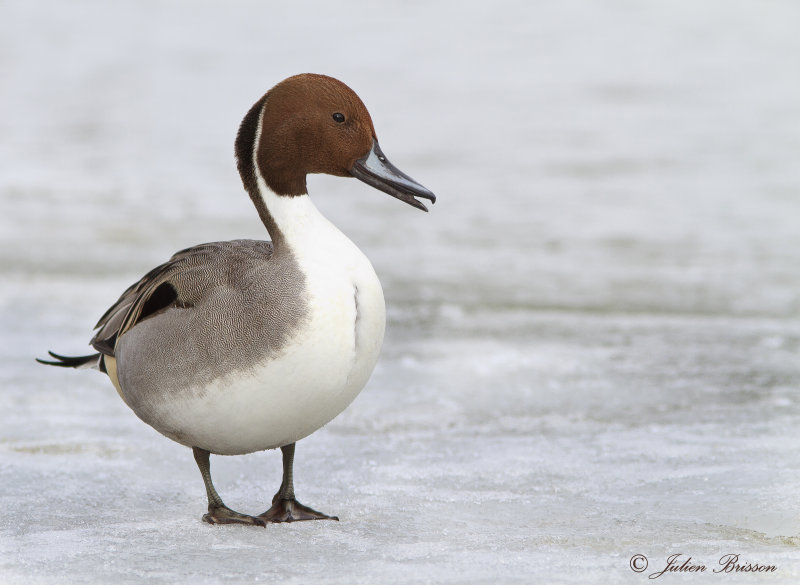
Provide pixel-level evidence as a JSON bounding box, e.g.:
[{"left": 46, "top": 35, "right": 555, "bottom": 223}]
[{"left": 38, "top": 73, "right": 435, "bottom": 526}]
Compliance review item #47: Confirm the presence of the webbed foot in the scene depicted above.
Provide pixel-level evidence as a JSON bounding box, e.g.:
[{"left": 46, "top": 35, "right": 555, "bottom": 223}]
[
  {"left": 258, "top": 498, "right": 339, "bottom": 523},
  {"left": 203, "top": 504, "right": 267, "bottom": 527}
]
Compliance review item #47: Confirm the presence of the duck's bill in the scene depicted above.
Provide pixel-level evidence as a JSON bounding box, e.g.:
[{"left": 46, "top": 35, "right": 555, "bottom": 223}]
[{"left": 350, "top": 140, "right": 436, "bottom": 212}]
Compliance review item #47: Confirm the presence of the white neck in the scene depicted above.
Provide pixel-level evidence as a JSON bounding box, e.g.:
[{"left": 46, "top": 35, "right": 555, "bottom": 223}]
[{"left": 255, "top": 174, "right": 337, "bottom": 247}]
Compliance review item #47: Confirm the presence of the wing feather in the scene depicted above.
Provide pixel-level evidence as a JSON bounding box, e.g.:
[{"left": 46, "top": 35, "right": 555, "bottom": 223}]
[{"left": 90, "top": 240, "right": 273, "bottom": 356}]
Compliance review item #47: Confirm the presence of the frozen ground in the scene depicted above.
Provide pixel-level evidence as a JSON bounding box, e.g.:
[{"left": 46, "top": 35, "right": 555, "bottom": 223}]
[{"left": 2, "top": 0, "right": 800, "bottom": 583}]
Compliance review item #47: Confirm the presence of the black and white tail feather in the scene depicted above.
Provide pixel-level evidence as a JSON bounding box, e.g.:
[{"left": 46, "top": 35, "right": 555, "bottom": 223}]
[{"left": 36, "top": 351, "right": 103, "bottom": 370}]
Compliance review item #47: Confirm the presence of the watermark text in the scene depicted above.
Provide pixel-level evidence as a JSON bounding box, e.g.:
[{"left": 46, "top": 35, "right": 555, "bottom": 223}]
[{"left": 629, "top": 553, "right": 777, "bottom": 578}]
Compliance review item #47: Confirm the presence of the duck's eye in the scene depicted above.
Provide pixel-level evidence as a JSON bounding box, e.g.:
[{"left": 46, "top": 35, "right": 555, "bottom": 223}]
[{"left": 332, "top": 112, "right": 345, "bottom": 123}]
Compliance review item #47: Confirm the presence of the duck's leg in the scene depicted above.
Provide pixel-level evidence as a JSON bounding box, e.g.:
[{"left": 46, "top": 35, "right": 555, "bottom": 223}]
[
  {"left": 258, "top": 443, "right": 339, "bottom": 523},
  {"left": 192, "top": 447, "right": 266, "bottom": 527}
]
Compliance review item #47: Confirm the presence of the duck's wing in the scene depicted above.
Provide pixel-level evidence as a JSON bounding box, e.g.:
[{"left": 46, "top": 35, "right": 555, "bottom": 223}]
[{"left": 90, "top": 239, "right": 273, "bottom": 357}]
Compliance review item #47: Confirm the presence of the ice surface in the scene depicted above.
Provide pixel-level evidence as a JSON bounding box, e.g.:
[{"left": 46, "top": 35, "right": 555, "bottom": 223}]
[{"left": 2, "top": 0, "right": 800, "bottom": 583}]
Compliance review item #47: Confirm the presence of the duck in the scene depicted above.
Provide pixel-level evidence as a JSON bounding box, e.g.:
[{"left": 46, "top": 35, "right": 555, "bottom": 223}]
[{"left": 38, "top": 73, "right": 436, "bottom": 526}]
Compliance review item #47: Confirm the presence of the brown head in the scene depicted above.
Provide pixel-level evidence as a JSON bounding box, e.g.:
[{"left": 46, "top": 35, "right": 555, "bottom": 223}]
[{"left": 236, "top": 73, "right": 435, "bottom": 212}]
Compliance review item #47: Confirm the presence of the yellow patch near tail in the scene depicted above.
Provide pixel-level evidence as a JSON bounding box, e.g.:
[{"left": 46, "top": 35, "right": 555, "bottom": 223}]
[{"left": 103, "top": 355, "right": 127, "bottom": 403}]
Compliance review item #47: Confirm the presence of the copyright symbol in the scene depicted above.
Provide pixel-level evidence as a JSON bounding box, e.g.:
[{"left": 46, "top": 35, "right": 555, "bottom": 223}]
[{"left": 630, "top": 554, "right": 648, "bottom": 573}]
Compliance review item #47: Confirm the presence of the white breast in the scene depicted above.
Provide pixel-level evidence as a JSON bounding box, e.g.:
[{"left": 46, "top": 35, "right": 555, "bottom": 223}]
[{"left": 155, "top": 193, "right": 386, "bottom": 455}]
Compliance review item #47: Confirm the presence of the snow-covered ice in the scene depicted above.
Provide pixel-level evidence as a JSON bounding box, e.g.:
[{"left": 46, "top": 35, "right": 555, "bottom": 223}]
[{"left": 2, "top": 1, "right": 800, "bottom": 583}]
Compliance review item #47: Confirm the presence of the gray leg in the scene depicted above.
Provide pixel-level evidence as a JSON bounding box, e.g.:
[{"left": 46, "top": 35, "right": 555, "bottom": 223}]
[
  {"left": 258, "top": 443, "right": 339, "bottom": 523},
  {"left": 192, "top": 447, "right": 266, "bottom": 527}
]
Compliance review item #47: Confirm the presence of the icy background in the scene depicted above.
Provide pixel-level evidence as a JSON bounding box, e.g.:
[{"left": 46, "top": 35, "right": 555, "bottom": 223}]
[{"left": 2, "top": 0, "right": 800, "bottom": 583}]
